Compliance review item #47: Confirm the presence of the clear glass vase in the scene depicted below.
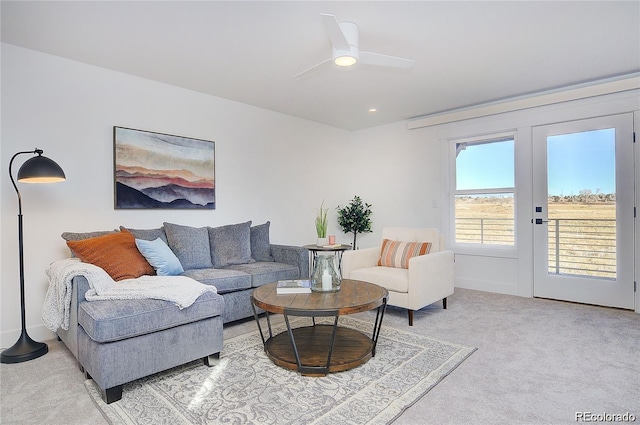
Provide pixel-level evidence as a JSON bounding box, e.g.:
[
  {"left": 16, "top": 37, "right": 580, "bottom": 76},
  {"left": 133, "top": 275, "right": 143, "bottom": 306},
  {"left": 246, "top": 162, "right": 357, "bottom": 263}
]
[{"left": 311, "top": 253, "right": 341, "bottom": 292}]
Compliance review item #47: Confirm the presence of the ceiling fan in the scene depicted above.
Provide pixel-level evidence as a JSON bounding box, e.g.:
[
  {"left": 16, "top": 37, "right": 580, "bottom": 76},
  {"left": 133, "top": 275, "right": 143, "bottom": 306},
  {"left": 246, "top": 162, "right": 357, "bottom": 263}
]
[{"left": 294, "top": 13, "right": 416, "bottom": 78}]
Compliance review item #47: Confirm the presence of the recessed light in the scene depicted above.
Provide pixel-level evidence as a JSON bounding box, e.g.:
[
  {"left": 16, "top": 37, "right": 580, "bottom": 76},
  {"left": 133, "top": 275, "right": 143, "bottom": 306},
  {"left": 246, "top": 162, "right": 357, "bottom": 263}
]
[{"left": 368, "top": 108, "right": 377, "bottom": 113}]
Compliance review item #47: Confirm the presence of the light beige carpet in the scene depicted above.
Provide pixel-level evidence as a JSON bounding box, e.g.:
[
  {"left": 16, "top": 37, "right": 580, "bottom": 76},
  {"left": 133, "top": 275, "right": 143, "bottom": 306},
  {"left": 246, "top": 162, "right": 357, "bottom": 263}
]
[{"left": 85, "top": 316, "right": 476, "bottom": 425}]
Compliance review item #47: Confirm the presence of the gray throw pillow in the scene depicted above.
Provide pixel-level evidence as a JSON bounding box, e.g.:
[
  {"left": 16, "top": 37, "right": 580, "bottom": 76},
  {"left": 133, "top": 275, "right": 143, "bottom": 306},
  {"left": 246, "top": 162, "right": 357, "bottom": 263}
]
[
  {"left": 61, "top": 230, "right": 118, "bottom": 241},
  {"left": 61, "top": 230, "right": 120, "bottom": 258},
  {"left": 208, "top": 221, "right": 255, "bottom": 268},
  {"left": 163, "top": 222, "right": 213, "bottom": 270},
  {"left": 120, "top": 226, "right": 168, "bottom": 244},
  {"left": 250, "top": 221, "right": 274, "bottom": 262}
]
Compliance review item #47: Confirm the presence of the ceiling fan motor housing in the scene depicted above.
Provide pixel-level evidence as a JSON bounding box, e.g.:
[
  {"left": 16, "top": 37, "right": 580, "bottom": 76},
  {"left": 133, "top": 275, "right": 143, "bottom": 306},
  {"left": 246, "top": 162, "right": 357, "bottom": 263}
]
[{"left": 333, "top": 21, "right": 359, "bottom": 65}]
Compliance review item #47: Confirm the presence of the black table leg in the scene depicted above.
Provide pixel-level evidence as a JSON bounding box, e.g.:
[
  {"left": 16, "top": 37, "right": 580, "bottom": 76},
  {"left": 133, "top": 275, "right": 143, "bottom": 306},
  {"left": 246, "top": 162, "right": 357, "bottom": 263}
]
[
  {"left": 371, "top": 297, "right": 387, "bottom": 356},
  {"left": 283, "top": 308, "right": 339, "bottom": 375}
]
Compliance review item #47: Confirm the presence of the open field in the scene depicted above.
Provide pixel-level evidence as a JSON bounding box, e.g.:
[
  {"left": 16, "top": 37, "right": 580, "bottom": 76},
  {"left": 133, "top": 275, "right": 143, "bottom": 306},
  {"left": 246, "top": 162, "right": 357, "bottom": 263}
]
[
  {"left": 455, "top": 197, "right": 615, "bottom": 220},
  {"left": 455, "top": 197, "right": 616, "bottom": 278}
]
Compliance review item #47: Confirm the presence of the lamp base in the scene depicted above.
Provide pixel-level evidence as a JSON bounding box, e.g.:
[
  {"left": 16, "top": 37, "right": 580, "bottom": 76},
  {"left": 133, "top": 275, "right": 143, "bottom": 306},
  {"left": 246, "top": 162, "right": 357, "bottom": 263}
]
[{"left": 1, "top": 331, "right": 48, "bottom": 364}]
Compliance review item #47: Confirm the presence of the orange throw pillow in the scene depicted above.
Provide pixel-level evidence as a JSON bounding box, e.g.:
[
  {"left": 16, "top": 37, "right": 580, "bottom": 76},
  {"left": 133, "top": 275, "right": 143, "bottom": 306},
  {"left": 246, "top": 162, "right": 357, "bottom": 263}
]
[
  {"left": 378, "top": 239, "right": 432, "bottom": 269},
  {"left": 66, "top": 230, "right": 155, "bottom": 281}
]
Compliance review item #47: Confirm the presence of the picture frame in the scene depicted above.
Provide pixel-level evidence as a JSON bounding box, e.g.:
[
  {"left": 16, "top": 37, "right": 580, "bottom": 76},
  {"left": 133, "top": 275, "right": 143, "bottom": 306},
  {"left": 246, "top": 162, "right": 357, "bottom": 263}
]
[{"left": 113, "top": 126, "right": 215, "bottom": 209}]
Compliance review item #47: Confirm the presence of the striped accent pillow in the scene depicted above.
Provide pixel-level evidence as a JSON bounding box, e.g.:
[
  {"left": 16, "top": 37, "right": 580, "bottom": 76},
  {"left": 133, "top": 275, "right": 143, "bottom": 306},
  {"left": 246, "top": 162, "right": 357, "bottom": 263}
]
[{"left": 378, "top": 239, "right": 432, "bottom": 269}]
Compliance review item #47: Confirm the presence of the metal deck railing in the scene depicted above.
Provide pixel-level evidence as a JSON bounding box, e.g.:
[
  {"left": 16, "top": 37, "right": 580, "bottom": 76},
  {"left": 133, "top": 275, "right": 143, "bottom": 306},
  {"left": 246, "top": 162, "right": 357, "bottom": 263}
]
[
  {"left": 546, "top": 218, "right": 616, "bottom": 279},
  {"left": 455, "top": 217, "right": 514, "bottom": 245},
  {"left": 455, "top": 217, "right": 616, "bottom": 279}
]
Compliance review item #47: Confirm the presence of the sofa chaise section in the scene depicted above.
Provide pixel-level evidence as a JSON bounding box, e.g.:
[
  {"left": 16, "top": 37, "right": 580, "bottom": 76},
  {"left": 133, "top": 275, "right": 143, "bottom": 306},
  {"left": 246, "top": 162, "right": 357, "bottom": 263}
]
[
  {"left": 78, "top": 291, "right": 224, "bottom": 403},
  {"left": 56, "top": 274, "right": 224, "bottom": 404}
]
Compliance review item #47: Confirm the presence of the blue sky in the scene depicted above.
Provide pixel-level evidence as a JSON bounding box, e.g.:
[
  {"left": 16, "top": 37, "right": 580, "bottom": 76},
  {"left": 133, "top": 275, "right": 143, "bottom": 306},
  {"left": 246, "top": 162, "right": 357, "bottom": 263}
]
[
  {"left": 456, "top": 139, "right": 514, "bottom": 191},
  {"left": 456, "top": 129, "right": 616, "bottom": 196},
  {"left": 547, "top": 129, "right": 615, "bottom": 196}
]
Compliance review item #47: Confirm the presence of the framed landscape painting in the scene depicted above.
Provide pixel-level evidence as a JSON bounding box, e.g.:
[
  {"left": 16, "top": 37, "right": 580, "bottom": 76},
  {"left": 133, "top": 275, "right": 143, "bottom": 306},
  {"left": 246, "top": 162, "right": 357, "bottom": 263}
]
[{"left": 114, "top": 127, "right": 215, "bottom": 209}]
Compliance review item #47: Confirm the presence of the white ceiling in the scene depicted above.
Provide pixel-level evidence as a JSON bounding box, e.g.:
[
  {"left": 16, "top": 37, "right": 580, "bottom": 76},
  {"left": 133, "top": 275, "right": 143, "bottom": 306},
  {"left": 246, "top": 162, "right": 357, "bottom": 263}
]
[{"left": 2, "top": 1, "right": 639, "bottom": 131}]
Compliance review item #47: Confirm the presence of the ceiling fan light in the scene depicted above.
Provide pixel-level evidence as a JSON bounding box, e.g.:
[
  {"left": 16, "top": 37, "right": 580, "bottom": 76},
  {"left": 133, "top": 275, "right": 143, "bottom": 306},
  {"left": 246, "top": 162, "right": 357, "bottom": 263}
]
[{"left": 334, "top": 55, "right": 357, "bottom": 67}]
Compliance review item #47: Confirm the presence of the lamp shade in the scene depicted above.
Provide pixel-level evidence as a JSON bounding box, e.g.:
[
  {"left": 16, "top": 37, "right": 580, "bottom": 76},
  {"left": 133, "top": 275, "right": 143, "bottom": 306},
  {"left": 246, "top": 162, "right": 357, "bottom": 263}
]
[{"left": 17, "top": 155, "right": 66, "bottom": 183}]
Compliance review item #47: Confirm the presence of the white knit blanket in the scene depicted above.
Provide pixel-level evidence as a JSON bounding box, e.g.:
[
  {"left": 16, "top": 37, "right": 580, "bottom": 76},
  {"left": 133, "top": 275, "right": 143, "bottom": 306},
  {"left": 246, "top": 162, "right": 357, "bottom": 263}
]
[{"left": 42, "top": 258, "right": 217, "bottom": 332}]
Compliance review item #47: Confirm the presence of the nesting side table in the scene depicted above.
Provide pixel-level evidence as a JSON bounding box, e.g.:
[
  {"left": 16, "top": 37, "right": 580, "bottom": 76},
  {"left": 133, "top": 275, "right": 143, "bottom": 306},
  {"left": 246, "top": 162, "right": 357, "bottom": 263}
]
[{"left": 302, "top": 244, "right": 351, "bottom": 277}]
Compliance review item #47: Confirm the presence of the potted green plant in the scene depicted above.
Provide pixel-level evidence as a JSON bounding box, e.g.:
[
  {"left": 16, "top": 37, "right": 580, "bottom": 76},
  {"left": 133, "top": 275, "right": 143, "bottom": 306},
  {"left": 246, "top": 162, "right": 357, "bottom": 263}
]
[
  {"left": 336, "top": 195, "right": 372, "bottom": 249},
  {"left": 315, "top": 201, "right": 328, "bottom": 246}
]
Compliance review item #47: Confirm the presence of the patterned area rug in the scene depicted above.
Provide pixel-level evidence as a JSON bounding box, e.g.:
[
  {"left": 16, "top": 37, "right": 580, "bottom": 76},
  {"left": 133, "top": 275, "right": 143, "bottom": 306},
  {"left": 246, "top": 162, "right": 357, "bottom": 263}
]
[{"left": 85, "top": 316, "right": 476, "bottom": 425}]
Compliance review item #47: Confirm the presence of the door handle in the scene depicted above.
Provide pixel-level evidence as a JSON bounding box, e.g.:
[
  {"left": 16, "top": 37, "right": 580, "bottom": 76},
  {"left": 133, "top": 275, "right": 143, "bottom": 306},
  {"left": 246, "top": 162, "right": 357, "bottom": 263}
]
[{"left": 535, "top": 218, "right": 549, "bottom": 224}]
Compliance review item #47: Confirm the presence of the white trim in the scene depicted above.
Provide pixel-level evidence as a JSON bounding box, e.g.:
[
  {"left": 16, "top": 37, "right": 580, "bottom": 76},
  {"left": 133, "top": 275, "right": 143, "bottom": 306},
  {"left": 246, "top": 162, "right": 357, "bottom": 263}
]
[
  {"left": 448, "top": 130, "right": 517, "bottom": 144},
  {"left": 635, "top": 110, "right": 639, "bottom": 314},
  {"left": 455, "top": 188, "right": 514, "bottom": 196},
  {"left": 408, "top": 75, "right": 640, "bottom": 129}
]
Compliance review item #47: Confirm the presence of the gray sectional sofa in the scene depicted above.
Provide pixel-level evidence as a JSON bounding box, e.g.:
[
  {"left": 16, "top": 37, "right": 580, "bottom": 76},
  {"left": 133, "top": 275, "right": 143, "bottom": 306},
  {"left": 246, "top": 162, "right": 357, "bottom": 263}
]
[{"left": 56, "top": 220, "right": 309, "bottom": 403}]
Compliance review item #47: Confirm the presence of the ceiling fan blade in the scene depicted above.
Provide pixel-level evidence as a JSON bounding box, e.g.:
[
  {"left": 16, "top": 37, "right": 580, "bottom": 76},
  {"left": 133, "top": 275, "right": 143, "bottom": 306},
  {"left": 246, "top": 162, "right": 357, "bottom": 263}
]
[
  {"left": 321, "top": 13, "right": 350, "bottom": 50},
  {"left": 294, "top": 58, "right": 333, "bottom": 78},
  {"left": 359, "top": 51, "right": 415, "bottom": 69}
]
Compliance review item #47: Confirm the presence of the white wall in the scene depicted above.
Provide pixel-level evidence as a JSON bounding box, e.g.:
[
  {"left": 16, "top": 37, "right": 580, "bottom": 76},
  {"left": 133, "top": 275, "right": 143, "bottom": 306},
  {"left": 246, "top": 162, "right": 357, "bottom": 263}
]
[
  {"left": 329, "top": 122, "right": 444, "bottom": 248},
  {"left": 1, "top": 44, "right": 445, "bottom": 346}
]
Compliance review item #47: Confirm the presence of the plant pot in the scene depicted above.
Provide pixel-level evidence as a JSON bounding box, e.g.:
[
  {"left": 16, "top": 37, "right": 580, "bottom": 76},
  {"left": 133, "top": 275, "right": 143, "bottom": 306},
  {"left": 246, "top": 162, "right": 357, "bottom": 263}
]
[{"left": 317, "top": 237, "right": 329, "bottom": 246}]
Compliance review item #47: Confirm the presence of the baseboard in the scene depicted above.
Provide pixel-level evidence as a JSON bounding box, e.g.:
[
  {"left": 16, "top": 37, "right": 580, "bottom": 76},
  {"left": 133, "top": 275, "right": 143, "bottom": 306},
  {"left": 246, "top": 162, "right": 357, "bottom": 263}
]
[
  {"left": 1, "top": 324, "right": 57, "bottom": 350},
  {"left": 455, "top": 277, "right": 519, "bottom": 296}
]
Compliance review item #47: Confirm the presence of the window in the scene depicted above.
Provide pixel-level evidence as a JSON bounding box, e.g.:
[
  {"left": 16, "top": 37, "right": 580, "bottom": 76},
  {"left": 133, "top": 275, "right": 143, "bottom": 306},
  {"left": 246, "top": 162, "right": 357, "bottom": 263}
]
[{"left": 453, "top": 135, "right": 515, "bottom": 246}]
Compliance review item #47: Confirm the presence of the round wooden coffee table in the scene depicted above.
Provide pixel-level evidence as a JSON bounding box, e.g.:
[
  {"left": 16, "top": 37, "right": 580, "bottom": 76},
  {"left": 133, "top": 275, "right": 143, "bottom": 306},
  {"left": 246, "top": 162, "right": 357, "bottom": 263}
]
[{"left": 251, "top": 279, "right": 388, "bottom": 376}]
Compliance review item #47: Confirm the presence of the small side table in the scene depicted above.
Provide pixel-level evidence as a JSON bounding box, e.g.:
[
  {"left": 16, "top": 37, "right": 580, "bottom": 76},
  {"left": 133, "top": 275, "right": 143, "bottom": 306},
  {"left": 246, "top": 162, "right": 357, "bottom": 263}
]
[{"left": 302, "top": 244, "right": 352, "bottom": 277}]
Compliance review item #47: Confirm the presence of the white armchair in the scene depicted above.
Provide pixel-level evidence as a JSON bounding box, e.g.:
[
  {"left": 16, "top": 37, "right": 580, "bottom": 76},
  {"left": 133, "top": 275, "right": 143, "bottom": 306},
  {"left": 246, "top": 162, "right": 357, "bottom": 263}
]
[{"left": 341, "top": 227, "right": 454, "bottom": 326}]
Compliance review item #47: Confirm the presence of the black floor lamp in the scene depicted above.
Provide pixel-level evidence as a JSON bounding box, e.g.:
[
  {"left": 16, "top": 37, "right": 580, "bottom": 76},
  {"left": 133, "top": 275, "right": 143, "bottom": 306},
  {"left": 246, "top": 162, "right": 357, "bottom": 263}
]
[{"left": 1, "top": 148, "right": 66, "bottom": 364}]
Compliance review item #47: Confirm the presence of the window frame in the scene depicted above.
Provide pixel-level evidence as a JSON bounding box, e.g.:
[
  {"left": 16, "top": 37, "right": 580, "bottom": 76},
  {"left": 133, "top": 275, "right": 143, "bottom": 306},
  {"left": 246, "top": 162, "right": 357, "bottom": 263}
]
[{"left": 450, "top": 132, "right": 517, "bottom": 250}]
